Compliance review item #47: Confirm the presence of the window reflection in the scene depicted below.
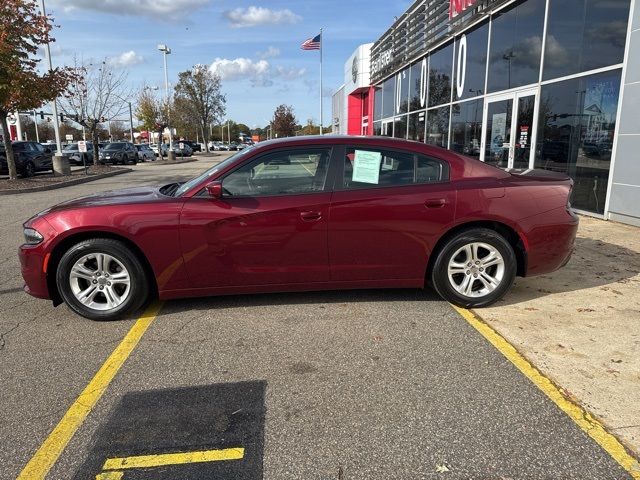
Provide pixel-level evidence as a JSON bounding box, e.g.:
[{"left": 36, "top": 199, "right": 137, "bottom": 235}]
[
  {"left": 453, "top": 22, "right": 489, "bottom": 101},
  {"left": 450, "top": 99, "right": 483, "bottom": 159},
  {"left": 535, "top": 70, "right": 621, "bottom": 214},
  {"left": 409, "top": 60, "right": 426, "bottom": 112},
  {"left": 396, "top": 69, "right": 410, "bottom": 114},
  {"left": 543, "top": 0, "right": 630, "bottom": 80},
  {"left": 373, "top": 86, "right": 383, "bottom": 121},
  {"left": 428, "top": 43, "right": 453, "bottom": 107},
  {"left": 394, "top": 115, "right": 408, "bottom": 139},
  {"left": 487, "top": 0, "right": 546, "bottom": 92},
  {"left": 426, "top": 106, "right": 451, "bottom": 148},
  {"left": 382, "top": 78, "right": 395, "bottom": 118},
  {"left": 408, "top": 110, "right": 426, "bottom": 142}
]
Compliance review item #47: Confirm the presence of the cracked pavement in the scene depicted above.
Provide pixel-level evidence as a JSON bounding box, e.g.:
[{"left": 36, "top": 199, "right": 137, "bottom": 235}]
[{"left": 0, "top": 156, "right": 634, "bottom": 479}]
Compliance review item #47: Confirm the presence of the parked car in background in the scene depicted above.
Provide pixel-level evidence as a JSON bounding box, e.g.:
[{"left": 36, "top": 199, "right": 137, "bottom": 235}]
[
  {"left": 99, "top": 142, "right": 138, "bottom": 165},
  {"left": 150, "top": 143, "right": 169, "bottom": 157},
  {"left": 180, "top": 141, "right": 201, "bottom": 153},
  {"left": 0, "top": 141, "right": 53, "bottom": 177},
  {"left": 171, "top": 142, "right": 193, "bottom": 157},
  {"left": 135, "top": 144, "right": 155, "bottom": 162},
  {"left": 19, "top": 136, "right": 579, "bottom": 320},
  {"left": 228, "top": 142, "right": 238, "bottom": 151},
  {"left": 62, "top": 142, "right": 94, "bottom": 166}
]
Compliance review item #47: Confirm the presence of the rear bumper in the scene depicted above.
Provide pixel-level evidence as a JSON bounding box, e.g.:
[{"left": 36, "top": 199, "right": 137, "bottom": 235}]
[{"left": 522, "top": 207, "right": 579, "bottom": 276}]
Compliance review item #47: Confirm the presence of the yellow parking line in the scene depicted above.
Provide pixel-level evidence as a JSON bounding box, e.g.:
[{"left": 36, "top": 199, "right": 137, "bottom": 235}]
[
  {"left": 452, "top": 305, "right": 640, "bottom": 479},
  {"left": 102, "top": 447, "right": 245, "bottom": 471},
  {"left": 17, "top": 302, "right": 163, "bottom": 480}
]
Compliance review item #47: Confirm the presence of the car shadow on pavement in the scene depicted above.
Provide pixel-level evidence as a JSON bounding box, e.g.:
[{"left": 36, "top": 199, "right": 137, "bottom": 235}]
[
  {"left": 162, "top": 288, "right": 443, "bottom": 315},
  {"left": 494, "top": 236, "right": 639, "bottom": 307}
]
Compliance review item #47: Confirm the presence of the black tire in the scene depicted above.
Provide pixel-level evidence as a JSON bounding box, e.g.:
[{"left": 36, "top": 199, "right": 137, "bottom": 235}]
[
  {"left": 430, "top": 228, "right": 516, "bottom": 308},
  {"left": 56, "top": 238, "right": 150, "bottom": 321},
  {"left": 21, "top": 161, "right": 35, "bottom": 178}
]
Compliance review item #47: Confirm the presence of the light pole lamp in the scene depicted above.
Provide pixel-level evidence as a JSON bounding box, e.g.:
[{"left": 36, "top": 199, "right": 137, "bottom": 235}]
[{"left": 157, "top": 44, "right": 174, "bottom": 156}]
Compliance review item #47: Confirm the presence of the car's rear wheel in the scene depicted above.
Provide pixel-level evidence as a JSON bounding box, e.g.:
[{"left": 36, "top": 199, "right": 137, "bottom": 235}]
[
  {"left": 431, "top": 228, "right": 516, "bottom": 308},
  {"left": 56, "top": 238, "right": 149, "bottom": 321},
  {"left": 22, "top": 161, "right": 35, "bottom": 178}
]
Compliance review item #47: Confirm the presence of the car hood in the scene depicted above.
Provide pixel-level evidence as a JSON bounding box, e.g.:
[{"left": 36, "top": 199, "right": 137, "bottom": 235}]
[{"left": 41, "top": 186, "right": 168, "bottom": 214}]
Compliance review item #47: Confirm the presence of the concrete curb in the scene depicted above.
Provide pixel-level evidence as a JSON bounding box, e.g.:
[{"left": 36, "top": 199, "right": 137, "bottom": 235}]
[
  {"left": 0, "top": 168, "right": 132, "bottom": 195},
  {"left": 150, "top": 158, "right": 198, "bottom": 165}
]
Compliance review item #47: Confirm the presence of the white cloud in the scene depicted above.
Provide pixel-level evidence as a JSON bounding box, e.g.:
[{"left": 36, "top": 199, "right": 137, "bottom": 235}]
[
  {"left": 49, "top": 0, "right": 209, "bottom": 18},
  {"left": 209, "top": 57, "right": 305, "bottom": 87},
  {"left": 258, "top": 46, "right": 280, "bottom": 59},
  {"left": 223, "top": 6, "right": 301, "bottom": 28},
  {"left": 108, "top": 50, "right": 144, "bottom": 67}
]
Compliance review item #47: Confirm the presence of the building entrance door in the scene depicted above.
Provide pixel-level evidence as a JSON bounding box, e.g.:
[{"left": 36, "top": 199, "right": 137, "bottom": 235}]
[{"left": 481, "top": 88, "right": 537, "bottom": 169}]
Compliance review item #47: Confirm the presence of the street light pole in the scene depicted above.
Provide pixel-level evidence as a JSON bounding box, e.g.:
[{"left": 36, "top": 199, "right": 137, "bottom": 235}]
[
  {"left": 128, "top": 102, "right": 134, "bottom": 142},
  {"left": 37, "top": 0, "right": 63, "bottom": 156},
  {"left": 158, "top": 44, "right": 173, "bottom": 155}
]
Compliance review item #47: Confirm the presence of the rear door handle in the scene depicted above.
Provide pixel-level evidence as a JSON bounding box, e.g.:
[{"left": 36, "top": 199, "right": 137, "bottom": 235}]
[
  {"left": 300, "top": 211, "right": 322, "bottom": 221},
  {"left": 424, "top": 198, "right": 447, "bottom": 209}
]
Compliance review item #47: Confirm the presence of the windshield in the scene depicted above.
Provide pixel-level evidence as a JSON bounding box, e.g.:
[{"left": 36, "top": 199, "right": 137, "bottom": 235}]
[
  {"left": 63, "top": 144, "right": 78, "bottom": 151},
  {"left": 174, "top": 148, "right": 253, "bottom": 197},
  {"left": 105, "top": 143, "right": 125, "bottom": 150}
]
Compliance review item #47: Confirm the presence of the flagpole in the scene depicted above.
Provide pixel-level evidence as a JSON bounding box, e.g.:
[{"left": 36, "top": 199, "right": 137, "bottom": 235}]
[{"left": 319, "top": 27, "right": 323, "bottom": 136}]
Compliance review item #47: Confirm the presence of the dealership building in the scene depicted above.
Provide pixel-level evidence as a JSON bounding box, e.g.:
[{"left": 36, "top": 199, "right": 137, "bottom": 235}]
[{"left": 332, "top": 0, "right": 640, "bottom": 225}]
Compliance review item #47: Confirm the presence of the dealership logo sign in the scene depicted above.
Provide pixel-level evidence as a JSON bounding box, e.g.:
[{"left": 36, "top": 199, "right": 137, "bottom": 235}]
[
  {"left": 371, "top": 49, "right": 394, "bottom": 76},
  {"left": 450, "top": 0, "right": 479, "bottom": 19}
]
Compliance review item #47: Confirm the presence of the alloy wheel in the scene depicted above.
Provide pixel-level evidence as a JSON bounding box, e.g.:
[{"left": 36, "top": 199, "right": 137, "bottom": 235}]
[
  {"left": 447, "top": 242, "right": 505, "bottom": 298},
  {"left": 69, "top": 253, "right": 131, "bottom": 311}
]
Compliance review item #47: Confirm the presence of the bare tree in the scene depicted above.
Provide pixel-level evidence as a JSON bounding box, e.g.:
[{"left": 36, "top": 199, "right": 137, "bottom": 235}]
[
  {"left": 174, "top": 65, "right": 225, "bottom": 152},
  {"left": 60, "top": 58, "right": 130, "bottom": 165}
]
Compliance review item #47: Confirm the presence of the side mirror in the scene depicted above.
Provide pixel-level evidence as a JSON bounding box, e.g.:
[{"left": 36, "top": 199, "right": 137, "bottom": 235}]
[{"left": 205, "top": 181, "right": 223, "bottom": 199}]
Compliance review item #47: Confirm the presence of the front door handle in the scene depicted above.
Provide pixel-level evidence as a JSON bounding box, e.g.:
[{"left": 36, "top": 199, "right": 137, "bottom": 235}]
[
  {"left": 300, "top": 211, "right": 322, "bottom": 221},
  {"left": 424, "top": 199, "right": 447, "bottom": 209}
]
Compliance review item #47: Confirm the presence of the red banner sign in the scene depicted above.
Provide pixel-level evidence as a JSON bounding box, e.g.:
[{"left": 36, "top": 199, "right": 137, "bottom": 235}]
[{"left": 450, "top": 0, "right": 479, "bottom": 19}]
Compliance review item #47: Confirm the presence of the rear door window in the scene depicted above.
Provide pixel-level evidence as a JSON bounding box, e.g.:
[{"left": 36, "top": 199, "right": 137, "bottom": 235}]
[{"left": 342, "top": 147, "right": 449, "bottom": 190}]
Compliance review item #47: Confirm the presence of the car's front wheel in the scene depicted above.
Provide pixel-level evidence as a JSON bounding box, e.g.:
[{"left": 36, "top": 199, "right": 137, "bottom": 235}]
[
  {"left": 56, "top": 238, "right": 150, "bottom": 320},
  {"left": 431, "top": 228, "right": 516, "bottom": 308}
]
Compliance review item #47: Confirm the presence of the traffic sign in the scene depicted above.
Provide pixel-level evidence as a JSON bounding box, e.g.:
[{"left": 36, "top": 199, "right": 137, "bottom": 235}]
[
  {"left": 65, "top": 134, "right": 73, "bottom": 141},
  {"left": 179, "top": 142, "right": 184, "bottom": 150},
  {"left": 78, "top": 141, "right": 87, "bottom": 153}
]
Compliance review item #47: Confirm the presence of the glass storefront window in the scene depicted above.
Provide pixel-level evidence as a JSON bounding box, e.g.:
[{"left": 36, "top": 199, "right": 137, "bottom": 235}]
[
  {"left": 408, "top": 110, "right": 426, "bottom": 142},
  {"left": 428, "top": 42, "right": 454, "bottom": 107},
  {"left": 382, "top": 77, "right": 395, "bottom": 119},
  {"left": 396, "top": 68, "right": 410, "bottom": 114},
  {"left": 381, "top": 120, "right": 394, "bottom": 137},
  {"left": 409, "top": 59, "right": 427, "bottom": 112},
  {"left": 453, "top": 22, "right": 489, "bottom": 102},
  {"left": 487, "top": 0, "right": 546, "bottom": 92},
  {"left": 535, "top": 70, "right": 621, "bottom": 214},
  {"left": 394, "top": 115, "right": 408, "bottom": 139},
  {"left": 543, "top": 0, "right": 630, "bottom": 80},
  {"left": 450, "top": 99, "right": 483, "bottom": 159},
  {"left": 484, "top": 99, "right": 513, "bottom": 168},
  {"left": 373, "top": 86, "right": 383, "bottom": 121},
  {"left": 373, "top": 121, "right": 382, "bottom": 136},
  {"left": 426, "top": 106, "right": 450, "bottom": 148}
]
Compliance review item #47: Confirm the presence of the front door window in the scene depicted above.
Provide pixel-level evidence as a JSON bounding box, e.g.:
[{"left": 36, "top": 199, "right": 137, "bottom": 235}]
[{"left": 484, "top": 99, "right": 513, "bottom": 168}]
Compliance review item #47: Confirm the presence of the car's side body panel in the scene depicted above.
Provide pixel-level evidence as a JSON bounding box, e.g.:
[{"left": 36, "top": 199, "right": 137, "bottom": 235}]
[{"left": 19, "top": 136, "right": 579, "bottom": 307}]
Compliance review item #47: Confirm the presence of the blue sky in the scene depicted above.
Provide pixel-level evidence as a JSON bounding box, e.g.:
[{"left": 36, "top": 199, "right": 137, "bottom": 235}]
[{"left": 44, "top": 0, "right": 411, "bottom": 128}]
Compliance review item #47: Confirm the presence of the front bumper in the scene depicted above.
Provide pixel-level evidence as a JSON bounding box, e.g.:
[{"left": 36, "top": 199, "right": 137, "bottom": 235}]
[
  {"left": 19, "top": 218, "right": 58, "bottom": 300},
  {"left": 19, "top": 244, "right": 50, "bottom": 299}
]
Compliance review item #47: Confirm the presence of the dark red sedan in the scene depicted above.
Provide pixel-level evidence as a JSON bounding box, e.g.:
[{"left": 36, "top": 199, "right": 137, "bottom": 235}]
[{"left": 19, "top": 136, "right": 578, "bottom": 320}]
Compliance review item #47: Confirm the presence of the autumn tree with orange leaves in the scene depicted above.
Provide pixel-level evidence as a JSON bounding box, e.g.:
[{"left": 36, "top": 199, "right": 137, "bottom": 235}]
[{"left": 0, "top": 0, "right": 72, "bottom": 179}]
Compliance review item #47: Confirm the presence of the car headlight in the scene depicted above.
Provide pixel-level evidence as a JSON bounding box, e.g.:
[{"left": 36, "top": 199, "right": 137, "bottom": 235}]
[{"left": 24, "top": 227, "right": 43, "bottom": 245}]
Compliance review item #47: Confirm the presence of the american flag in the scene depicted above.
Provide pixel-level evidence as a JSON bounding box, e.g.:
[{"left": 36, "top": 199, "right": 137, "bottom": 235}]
[{"left": 301, "top": 33, "right": 321, "bottom": 50}]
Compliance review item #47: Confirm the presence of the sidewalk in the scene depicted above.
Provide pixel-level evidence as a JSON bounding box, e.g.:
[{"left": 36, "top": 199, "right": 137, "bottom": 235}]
[{"left": 477, "top": 215, "right": 640, "bottom": 455}]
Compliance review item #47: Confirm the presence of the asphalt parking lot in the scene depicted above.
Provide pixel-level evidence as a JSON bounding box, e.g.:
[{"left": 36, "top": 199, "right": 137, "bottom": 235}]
[{"left": 0, "top": 155, "right": 635, "bottom": 479}]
